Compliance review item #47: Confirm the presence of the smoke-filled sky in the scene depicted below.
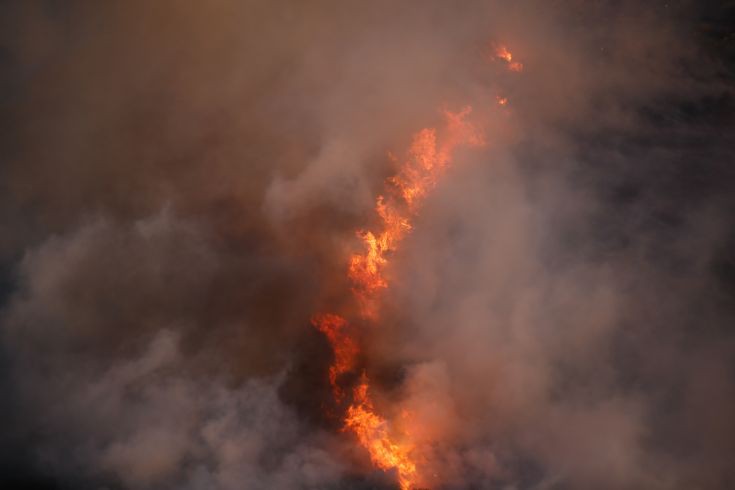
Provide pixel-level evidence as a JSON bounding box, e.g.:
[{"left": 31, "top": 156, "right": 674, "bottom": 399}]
[{"left": 1, "top": 1, "right": 734, "bottom": 489}]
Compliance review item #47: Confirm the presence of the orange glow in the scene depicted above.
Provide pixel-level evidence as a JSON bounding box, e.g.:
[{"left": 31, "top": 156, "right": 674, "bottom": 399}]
[
  {"left": 350, "top": 107, "right": 485, "bottom": 319},
  {"left": 390, "top": 107, "right": 484, "bottom": 210},
  {"left": 313, "top": 107, "right": 484, "bottom": 489},
  {"left": 346, "top": 376, "right": 418, "bottom": 490},
  {"left": 496, "top": 45, "right": 512, "bottom": 61},
  {"left": 311, "top": 313, "right": 358, "bottom": 400},
  {"left": 493, "top": 44, "right": 523, "bottom": 72}
]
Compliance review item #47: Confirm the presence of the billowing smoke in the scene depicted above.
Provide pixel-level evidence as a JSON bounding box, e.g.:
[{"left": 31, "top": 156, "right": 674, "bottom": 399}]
[{"left": 0, "top": 1, "right": 733, "bottom": 489}]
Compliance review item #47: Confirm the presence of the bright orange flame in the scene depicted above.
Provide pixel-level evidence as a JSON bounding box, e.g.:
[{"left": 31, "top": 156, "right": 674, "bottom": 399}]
[
  {"left": 390, "top": 107, "right": 485, "bottom": 210},
  {"left": 349, "top": 107, "right": 485, "bottom": 319},
  {"left": 313, "top": 108, "right": 484, "bottom": 489},
  {"left": 346, "top": 375, "right": 417, "bottom": 490},
  {"left": 495, "top": 45, "right": 512, "bottom": 62},
  {"left": 493, "top": 44, "right": 523, "bottom": 72}
]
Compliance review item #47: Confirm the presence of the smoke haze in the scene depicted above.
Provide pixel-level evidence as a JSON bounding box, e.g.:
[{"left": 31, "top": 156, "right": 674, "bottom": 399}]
[{"left": 0, "top": 1, "right": 734, "bottom": 489}]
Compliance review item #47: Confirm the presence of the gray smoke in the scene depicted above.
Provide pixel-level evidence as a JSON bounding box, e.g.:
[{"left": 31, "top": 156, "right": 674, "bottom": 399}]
[{"left": 0, "top": 1, "right": 733, "bottom": 489}]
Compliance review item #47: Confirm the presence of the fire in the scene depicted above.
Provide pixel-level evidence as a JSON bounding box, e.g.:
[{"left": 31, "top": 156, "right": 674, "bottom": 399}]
[
  {"left": 308, "top": 39, "right": 523, "bottom": 488},
  {"left": 313, "top": 108, "right": 484, "bottom": 489},
  {"left": 350, "top": 107, "right": 485, "bottom": 319},
  {"left": 346, "top": 376, "right": 417, "bottom": 490},
  {"left": 493, "top": 44, "right": 523, "bottom": 72},
  {"left": 311, "top": 313, "right": 358, "bottom": 400}
]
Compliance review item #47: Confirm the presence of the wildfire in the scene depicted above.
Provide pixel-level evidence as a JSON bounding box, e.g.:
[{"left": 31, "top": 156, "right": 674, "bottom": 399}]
[
  {"left": 311, "top": 313, "right": 358, "bottom": 401},
  {"left": 493, "top": 44, "right": 523, "bottom": 72},
  {"left": 349, "top": 107, "right": 485, "bottom": 319},
  {"left": 312, "top": 107, "right": 485, "bottom": 489},
  {"left": 346, "top": 376, "right": 417, "bottom": 490},
  {"left": 309, "top": 41, "right": 524, "bottom": 488}
]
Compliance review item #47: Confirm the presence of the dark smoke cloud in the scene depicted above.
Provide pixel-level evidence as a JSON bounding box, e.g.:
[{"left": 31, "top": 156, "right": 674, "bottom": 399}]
[{"left": 0, "top": 1, "right": 733, "bottom": 489}]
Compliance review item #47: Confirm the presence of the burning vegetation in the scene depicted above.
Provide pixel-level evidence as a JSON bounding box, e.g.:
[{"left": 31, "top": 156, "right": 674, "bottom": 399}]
[
  {"left": 311, "top": 47, "right": 521, "bottom": 489},
  {"left": 6, "top": 3, "right": 730, "bottom": 490}
]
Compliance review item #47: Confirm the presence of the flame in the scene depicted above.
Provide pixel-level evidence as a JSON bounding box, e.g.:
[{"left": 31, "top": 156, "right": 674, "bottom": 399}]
[
  {"left": 306, "top": 39, "right": 526, "bottom": 487},
  {"left": 311, "top": 313, "right": 358, "bottom": 400},
  {"left": 350, "top": 107, "right": 485, "bottom": 319},
  {"left": 493, "top": 44, "right": 523, "bottom": 72},
  {"left": 346, "top": 375, "right": 417, "bottom": 490},
  {"left": 313, "top": 108, "right": 484, "bottom": 489}
]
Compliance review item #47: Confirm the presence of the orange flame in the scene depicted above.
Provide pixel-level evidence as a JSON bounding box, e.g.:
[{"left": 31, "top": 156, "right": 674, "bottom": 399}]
[
  {"left": 346, "top": 375, "right": 417, "bottom": 490},
  {"left": 493, "top": 44, "right": 523, "bottom": 72},
  {"left": 313, "top": 108, "right": 484, "bottom": 489},
  {"left": 350, "top": 107, "right": 485, "bottom": 319},
  {"left": 311, "top": 313, "right": 358, "bottom": 400}
]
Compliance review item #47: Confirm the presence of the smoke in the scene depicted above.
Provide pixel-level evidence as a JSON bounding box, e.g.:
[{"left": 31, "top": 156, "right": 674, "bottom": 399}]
[{"left": 0, "top": 0, "right": 733, "bottom": 489}]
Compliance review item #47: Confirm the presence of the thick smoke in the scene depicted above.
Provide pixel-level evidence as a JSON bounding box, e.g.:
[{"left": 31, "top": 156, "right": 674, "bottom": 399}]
[{"left": 0, "top": 1, "right": 733, "bottom": 489}]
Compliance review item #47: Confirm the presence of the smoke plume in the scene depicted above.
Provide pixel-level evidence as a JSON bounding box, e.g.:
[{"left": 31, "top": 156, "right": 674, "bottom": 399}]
[{"left": 0, "top": 1, "right": 733, "bottom": 489}]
